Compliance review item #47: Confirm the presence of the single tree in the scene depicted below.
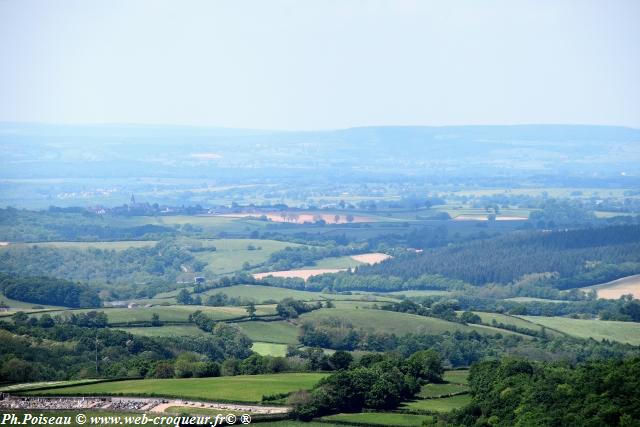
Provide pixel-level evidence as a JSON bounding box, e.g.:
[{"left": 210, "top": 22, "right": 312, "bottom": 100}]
[{"left": 246, "top": 302, "right": 256, "bottom": 318}]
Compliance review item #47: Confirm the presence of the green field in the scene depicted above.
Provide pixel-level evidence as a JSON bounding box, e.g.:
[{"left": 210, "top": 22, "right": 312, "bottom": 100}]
[
  {"left": 199, "top": 284, "right": 370, "bottom": 304},
  {"left": 193, "top": 239, "right": 304, "bottom": 275},
  {"left": 0, "top": 379, "right": 103, "bottom": 393},
  {"left": 321, "top": 412, "right": 434, "bottom": 426},
  {"left": 433, "top": 205, "right": 532, "bottom": 220},
  {"left": 251, "top": 342, "right": 289, "bottom": 357},
  {"left": 517, "top": 316, "right": 640, "bottom": 345},
  {"left": 299, "top": 308, "right": 505, "bottom": 336},
  {"left": 471, "top": 311, "right": 561, "bottom": 336},
  {"left": 387, "top": 290, "right": 453, "bottom": 298},
  {"left": 0, "top": 292, "right": 66, "bottom": 311},
  {"left": 117, "top": 325, "right": 211, "bottom": 337},
  {"left": 443, "top": 370, "right": 469, "bottom": 384},
  {"left": 2, "top": 241, "right": 157, "bottom": 251},
  {"left": 593, "top": 210, "right": 637, "bottom": 218},
  {"left": 233, "top": 320, "right": 300, "bottom": 344},
  {"left": 417, "top": 382, "right": 469, "bottom": 398},
  {"left": 307, "top": 256, "right": 363, "bottom": 269},
  {"left": 401, "top": 394, "right": 472, "bottom": 413},
  {"left": 27, "top": 373, "right": 327, "bottom": 403},
  {"left": 330, "top": 300, "right": 391, "bottom": 309}
]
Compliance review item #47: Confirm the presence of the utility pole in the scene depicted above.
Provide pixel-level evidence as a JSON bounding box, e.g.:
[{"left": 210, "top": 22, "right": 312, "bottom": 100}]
[{"left": 95, "top": 332, "right": 99, "bottom": 376}]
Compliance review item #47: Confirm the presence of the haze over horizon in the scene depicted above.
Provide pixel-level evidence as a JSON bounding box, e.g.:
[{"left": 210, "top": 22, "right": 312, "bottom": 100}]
[{"left": 1, "top": 0, "right": 639, "bottom": 130}]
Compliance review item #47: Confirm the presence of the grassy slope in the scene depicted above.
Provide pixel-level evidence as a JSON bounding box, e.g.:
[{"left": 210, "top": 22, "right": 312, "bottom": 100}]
[
  {"left": 401, "top": 394, "right": 472, "bottom": 412},
  {"left": 251, "top": 342, "right": 289, "bottom": 357},
  {"left": 26, "top": 373, "right": 327, "bottom": 403},
  {"left": 198, "top": 284, "right": 389, "bottom": 304},
  {"left": 471, "top": 311, "right": 562, "bottom": 336},
  {"left": 233, "top": 321, "right": 300, "bottom": 345},
  {"left": 117, "top": 325, "right": 211, "bottom": 337},
  {"left": 194, "top": 239, "right": 304, "bottom": 275},
  {"left": 0, "top": 292, "right": 66, "bottom": 311},
  {"left": 443, "top": 370, "right": 469, "bottom": 384},
  {"left": 299, "top": 308, "right": 521, "bottom": 337},
  {"left": 517, "top": 316, "right": 640, "bottom": 345},
  {"left": 305, "top": 256, "right": 363, "bottom": 269},
  {"left": 417, "top": 382, "right": 469, "bottom": 398},
  {"left": 321, "top": 412, "right": 433, "bottom": 426},
  {"left": 199, "top": 285, "right": 330, "bottom": 303}
]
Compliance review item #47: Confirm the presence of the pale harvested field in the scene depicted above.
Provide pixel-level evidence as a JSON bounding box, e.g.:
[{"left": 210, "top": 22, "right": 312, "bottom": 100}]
[
  {"left": 452, "top": 215, "right": 489, "bottom": 221},
  {"left": 253, "top": 269, "right": 345, "bottom": 281},
  {"left": 581, "top": 275, "right": 640, "bottom": 299},
  {"left": 216, "top": 212, "right": 375, "bottom": 224},
  {"left": 350, "top": 252, "right": 391, "bottom": 264}
]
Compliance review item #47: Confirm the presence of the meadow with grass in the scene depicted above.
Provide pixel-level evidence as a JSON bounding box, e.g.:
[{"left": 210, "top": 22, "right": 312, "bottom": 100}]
[{"left": 26, "top": 373, "right": 327, "bottom": 403}]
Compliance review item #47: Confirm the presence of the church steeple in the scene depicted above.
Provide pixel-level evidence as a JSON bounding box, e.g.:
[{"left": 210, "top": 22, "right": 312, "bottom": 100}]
[{"left": 130, "top": 194, "right": 136, "bottom": 205}]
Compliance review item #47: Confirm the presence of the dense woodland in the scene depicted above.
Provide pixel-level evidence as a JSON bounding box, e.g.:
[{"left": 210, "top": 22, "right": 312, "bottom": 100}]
[
  {"left": 0, "top": 240, "right": 203, "bottom": 299},
  {"left": 0, "top": 274, "right": 101, "bottom": 308},
  {"left": 360, "top": 225, "right": 640, "bottom": 289},
  {"left": 450, "top": 358, "right": 640, "bottom": 426}
]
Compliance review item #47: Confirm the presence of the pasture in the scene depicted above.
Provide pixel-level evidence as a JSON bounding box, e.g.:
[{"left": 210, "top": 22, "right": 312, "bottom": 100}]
[
  {"left": 417, "top": 382, "right": 469, "bottom": 398},
  {"left": 251, "top": 342, "right": 289, "bottom": 357},
  {"left": 322, "top": 412, "right": 434, "bottom": 426},
  {"left": 117, "top": 325, "right": 211, "bottom": 337},
  {"left": 0, "top": 292, "right": 66, "bottom": 311},
  {"left": 401, "top": 394, "right": 471, "bottom": 413},
  {"left": 193, "top": 239, "right": 304, "bottom": 275},
  {"left": 197, "top": 285, "right": 391, "bottom": 304},
  {"left": 198, "top": 284, "right": 333, "bottom": 303},
  {"left": 253, "top": 269, "right": 345, "bottom": 281},
  {"left": 0, "top": 379, "right": 103, "bottom": 393},
  {"left": 517, "top": 316, "right": 640, "bottom": 345},
  {"left": 27, "top": 373, "right": 327, "bottom": 403},
  {"left": 299, "top": 308, "right": 478, "bottom": 336},
  {"left": 580, "top": 274, "right": 640, "bottom": 299},
  {"left": 443, "top": 370, "right": 469, "bottom": 384},
  {"left": 432, "top": 205, "right": 530, "bottom": 221},
  {"left": 471, "top": 311, "right": 561, "bottom": 336},
  {"left": 216, "top": 212, "right": 378, "bottom": 225},
  {"left": 233, "top": 320, "right": 300, "bottom": 345}
]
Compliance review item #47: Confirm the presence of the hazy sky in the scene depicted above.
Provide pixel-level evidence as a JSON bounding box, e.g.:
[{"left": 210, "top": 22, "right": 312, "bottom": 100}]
[{"left": 1, "top": 0, "right": 639, "bottom": 129}]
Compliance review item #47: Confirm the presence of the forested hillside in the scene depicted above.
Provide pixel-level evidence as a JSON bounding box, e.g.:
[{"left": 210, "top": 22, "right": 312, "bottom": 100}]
[
  {"left": 451, "top": 357, "right": 640, "bottom": 426},
  {"left": 0, "top": 240, "right": 203, "bottom": 298},
  {"left": 359, "top": 225, "right": 640, "bottom": 289},
  {"left": 0, "top": 274, "right": 100, "bottom": 308}
]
